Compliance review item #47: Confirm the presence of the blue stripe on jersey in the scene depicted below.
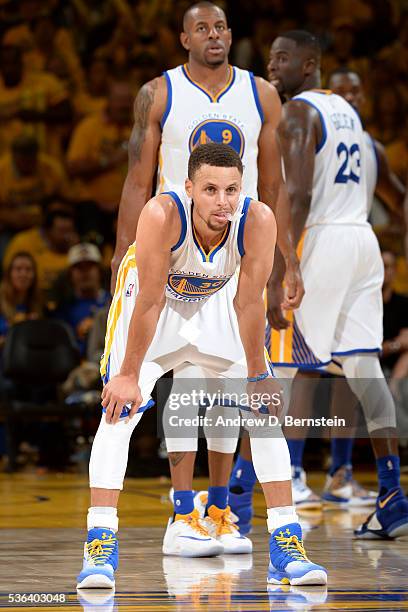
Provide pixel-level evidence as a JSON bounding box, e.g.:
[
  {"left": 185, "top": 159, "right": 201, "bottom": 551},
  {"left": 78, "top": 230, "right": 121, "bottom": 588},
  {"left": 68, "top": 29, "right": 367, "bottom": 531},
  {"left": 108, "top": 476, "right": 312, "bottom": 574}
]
[
  {"left": 369, "top": 135, "right": 380, "bottom": 186},
  {"left": 101, "top": 354, "right": 111, "bottom": 385},
  {"left": 249, "top": 72, "right": 264, "bottom": 123},
  {"left": 332, "top": 347, "right": 381, "bottom": 356},
  {"left": 161, "top": 191, "right": 187, "bottom": 251},
  {"left": 294, "top": 98, "right": 327, "bottom": 153},
  {"left": 237, "top": 197, "right": 252, "bottom": 256},
  {"left": 161, "top": 72, "right": 173, "bottom": 128}
]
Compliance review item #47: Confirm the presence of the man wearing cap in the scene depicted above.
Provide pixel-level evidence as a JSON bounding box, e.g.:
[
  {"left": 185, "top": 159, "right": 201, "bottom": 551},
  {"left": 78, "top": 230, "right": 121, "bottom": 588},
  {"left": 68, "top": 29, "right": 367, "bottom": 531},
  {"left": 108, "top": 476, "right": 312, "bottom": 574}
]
[{"left": 55, "top": 243, "right": 110, "bottom": 356}]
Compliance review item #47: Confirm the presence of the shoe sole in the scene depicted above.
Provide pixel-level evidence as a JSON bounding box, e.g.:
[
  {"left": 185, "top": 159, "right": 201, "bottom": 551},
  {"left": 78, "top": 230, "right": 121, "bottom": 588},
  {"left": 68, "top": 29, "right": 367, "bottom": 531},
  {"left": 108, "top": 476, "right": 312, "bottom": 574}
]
[
  {"left": 221, "top": 542, "right": 253, "bottom": 554},
  {"left": 388, "top": 520, "right": 408, "bottom": 538},
  {"left": 267, "top": 569, "right": 327, "bottom": 586},
  {"left": 76, "top": 574, "right": 115, "bottom": 589},
  {"left": 162, "top": 545, "right": 223, "bottom": 558}
]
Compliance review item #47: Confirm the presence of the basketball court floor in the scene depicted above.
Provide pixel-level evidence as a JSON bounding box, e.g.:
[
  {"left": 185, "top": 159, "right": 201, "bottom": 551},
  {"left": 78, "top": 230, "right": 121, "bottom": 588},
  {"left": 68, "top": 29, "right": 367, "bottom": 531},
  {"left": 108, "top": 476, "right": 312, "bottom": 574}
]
[{"left": 1, "top": 472, "right": 408, "bottom": 611}]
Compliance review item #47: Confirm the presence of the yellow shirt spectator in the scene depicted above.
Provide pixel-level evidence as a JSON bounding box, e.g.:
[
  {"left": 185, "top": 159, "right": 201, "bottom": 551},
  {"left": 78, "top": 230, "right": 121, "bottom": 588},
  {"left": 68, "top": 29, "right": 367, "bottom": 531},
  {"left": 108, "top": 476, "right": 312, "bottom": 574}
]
[
  {"left": 0, "top": 46, "right": 70, "bottom": 158},
  {"left": 67, "top": 83, "right": 133, "bottom": 212},
  {"left": 0, "top": 138, "right": 69, "bottom": 232},
  {"left": 4, "top": 207, "right": 79, "bottom": 293}
]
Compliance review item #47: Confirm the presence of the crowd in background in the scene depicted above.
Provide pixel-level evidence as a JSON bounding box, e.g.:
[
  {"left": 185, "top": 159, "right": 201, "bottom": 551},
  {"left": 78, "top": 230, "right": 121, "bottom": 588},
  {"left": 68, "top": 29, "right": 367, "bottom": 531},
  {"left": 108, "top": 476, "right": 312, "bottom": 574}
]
[{"left": 0, "top": 0, "right": 407, "bottom": 472}]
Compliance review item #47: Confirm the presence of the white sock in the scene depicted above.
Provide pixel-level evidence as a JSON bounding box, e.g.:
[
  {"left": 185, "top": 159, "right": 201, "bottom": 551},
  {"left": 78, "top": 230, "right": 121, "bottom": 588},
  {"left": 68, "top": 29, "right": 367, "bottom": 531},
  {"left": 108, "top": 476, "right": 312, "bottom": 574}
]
[
  {"left": 267, "top": 505, "right": 298, "bottom": 532},
  {"left": 87, "top": 506, "right": 118, "bottom": 532}
]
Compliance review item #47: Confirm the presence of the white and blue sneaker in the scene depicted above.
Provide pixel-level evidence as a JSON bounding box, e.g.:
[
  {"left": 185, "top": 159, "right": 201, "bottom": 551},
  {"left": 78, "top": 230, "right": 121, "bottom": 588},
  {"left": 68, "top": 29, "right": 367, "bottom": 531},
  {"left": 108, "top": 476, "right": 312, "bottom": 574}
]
[
  {"left": 203, "top": 505, "right": 253, "bottom": 554},
  {"left": 163, "top": 509, "right": 223, "bottom": 557},
  {"left": 77, "top": 528, "right": 118, "bottom": 589},
  {"left": 267, "top": 523, "right": 327, "bottom": 586}
]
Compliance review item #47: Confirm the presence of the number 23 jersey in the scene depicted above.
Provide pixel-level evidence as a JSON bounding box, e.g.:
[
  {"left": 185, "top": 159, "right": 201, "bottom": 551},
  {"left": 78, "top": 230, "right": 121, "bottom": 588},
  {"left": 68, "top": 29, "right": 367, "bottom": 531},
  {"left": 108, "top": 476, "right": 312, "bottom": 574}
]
[{"left": 293, "top": 90, "right": 368, "bottom": 227}]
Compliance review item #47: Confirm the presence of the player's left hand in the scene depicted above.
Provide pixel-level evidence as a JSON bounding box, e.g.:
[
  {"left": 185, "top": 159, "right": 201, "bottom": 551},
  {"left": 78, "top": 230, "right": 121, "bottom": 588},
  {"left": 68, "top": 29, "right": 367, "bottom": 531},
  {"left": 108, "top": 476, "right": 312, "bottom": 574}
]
[
  {"left": 101, "top": 374, "right": 142, "bottom": 424},
  {"left": 282, "top": 259, "right": 304, "bottom": 310}
]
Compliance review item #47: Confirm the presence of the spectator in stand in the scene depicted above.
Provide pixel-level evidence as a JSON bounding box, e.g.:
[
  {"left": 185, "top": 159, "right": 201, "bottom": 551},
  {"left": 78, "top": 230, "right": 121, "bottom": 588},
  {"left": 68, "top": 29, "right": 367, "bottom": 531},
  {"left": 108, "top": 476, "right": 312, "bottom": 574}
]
[
  {"left": 386, "top": 120, "right": 408, "bottom": 184},
  {"left": 54, "top": 243, "right": 110, "bottom": 357},
  {"left": 0, "top": 43, "right": 72, "bottom": 159},
  {"left": 74, "top": 57, "right": 111, "bottom": 119},
  {"left": 3, "top": 205, "right": 79, "bottom": 296},
  {"left": 67, "top": 82, "right": 133, "bottom": 234},
  {"left": 0, "top": 134, "right": 69, "bottom": 257},
  {"left": 0, "top": 252, "right": 42, "bottom": 350}
]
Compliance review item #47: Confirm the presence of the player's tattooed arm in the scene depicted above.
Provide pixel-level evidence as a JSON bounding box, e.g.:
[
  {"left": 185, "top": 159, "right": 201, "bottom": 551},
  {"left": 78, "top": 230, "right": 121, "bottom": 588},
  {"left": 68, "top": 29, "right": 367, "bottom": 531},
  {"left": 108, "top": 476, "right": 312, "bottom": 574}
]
[
  {"left": 129, "top": 79, "right": 159, "bottom": 163},
  {"left": 112, "top": 76, "right": 167, "bottom": 293}
]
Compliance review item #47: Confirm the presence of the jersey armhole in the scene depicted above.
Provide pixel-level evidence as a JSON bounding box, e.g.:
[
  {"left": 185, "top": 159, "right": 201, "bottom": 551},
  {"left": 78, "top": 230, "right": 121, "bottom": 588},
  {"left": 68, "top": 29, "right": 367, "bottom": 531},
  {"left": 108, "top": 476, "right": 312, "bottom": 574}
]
[
  {"left": 249, "top": 73, "right": 264, "bottom": 123},
  {"left": 160, "top": 191, "right": 187, "bottom": 251},
  {"left": 237, "top": 197, "right": 252, "bottom": 256},
  {"left": 294, "top": 97, "right": 327, "bottom": 153},
  {"left": 160, "top": 72, "right": 172, "bottom": 129}
]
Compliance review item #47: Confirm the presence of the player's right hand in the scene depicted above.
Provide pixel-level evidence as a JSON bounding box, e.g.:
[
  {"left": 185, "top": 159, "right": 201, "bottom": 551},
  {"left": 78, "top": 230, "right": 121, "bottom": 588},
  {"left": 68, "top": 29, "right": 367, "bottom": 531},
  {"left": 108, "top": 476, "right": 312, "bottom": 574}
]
[
  {"left": 110, "top": 252, "right": 122, "bottom": 295},
  {"left": 267, "top": 281, "right": 291, "bottom": 330},
  {"left": 101, "top": 374, "right": 142, "bottom": 424}
]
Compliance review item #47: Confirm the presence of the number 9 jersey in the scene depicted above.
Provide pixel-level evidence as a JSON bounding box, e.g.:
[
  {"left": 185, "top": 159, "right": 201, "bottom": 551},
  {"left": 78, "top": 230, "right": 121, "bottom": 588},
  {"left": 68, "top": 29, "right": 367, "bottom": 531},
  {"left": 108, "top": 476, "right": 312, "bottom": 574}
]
[{"left": 293, "top": 90, "right": 368, "bottom": 228}]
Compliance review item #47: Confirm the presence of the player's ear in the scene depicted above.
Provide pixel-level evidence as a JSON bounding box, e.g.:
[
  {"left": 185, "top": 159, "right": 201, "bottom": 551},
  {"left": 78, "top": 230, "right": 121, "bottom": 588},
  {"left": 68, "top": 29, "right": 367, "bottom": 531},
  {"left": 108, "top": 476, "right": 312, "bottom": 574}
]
[
  {"left": 185, "top": 178, "right": 193, "bottom": 197},
  {"left": 304, "top": 58, "right": 316, "bottom": 77},
  {"left": 180, "top": 31, "right": 190, "bottom": 51}
]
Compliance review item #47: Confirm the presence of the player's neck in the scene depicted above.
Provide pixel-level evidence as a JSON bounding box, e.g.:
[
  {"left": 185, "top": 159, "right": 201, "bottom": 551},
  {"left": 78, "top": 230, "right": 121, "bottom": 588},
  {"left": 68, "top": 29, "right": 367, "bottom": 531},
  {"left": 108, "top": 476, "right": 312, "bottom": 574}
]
[
  {"left": 288, "top": 73, "right": 321, "bottom": 99},
  {"left": 192, "top": 207, "right": 226, "bottom": 253},
  {"left": 186, "top": 58, "right": 230, "bottom": 94}
]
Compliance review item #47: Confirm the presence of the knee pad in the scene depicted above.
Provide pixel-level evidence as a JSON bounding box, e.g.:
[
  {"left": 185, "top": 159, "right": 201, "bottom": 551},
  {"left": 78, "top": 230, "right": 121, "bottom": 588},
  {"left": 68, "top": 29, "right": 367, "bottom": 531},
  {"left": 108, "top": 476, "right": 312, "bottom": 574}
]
[
  {"left": 89, "top": 412, "right": 142, "bottom": 490},
  {"left": 341, "top": 354, "right": 396, "bottom": 432}
]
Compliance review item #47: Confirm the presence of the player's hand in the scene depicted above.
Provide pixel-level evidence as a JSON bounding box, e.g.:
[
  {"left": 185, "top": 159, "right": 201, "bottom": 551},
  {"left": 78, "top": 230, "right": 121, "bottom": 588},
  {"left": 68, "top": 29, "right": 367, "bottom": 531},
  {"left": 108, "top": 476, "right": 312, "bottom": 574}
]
[
  {"left": 101, "top": 374, "right": 142, "bottom": 424},
  {"left": 282, "top": 258, "right": 304, "bottom": 310},
  {"left": 267, "top": 281, "right": 290, "bottom": 330},
  {"left": 246, "top": 375, "right": 285, "bottom": 421}
]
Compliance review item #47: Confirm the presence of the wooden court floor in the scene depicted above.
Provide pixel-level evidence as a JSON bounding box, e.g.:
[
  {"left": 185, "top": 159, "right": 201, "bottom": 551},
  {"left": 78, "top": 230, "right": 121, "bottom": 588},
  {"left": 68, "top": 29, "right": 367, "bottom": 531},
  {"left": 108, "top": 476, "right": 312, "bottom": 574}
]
[{"left": 1, "top": 472, "right": 408, "bottom": 611}]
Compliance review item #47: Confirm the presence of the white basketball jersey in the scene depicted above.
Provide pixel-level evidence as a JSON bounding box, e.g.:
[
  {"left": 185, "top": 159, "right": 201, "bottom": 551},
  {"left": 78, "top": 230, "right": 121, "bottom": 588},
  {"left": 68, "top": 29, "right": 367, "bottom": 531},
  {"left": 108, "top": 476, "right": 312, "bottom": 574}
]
[
  {"left": 157, "top": 65, "right": 263, "bottom": 198},
  {"left": 163, "top": 189, "right": 251, "bottom": 303},
  {"left": 363, "top": 131, "right": 378, "bottom": 214},
  {"left": 293, "top": 90, "right": 368, "bottom": 227}
]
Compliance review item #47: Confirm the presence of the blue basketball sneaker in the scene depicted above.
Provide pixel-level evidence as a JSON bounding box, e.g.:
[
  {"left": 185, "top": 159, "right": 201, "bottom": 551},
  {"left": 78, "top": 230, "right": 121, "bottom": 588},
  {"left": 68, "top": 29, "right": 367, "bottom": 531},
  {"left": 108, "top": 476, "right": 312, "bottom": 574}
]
[
  {"left": 228, "top": 489, "right": 253, "bottom": 535},
  {"left": 268, "top": 523, "right": 328, "bottom": 586},
  {"left": 77, "top": 528, "right": 118, "bottom": 589},
  {"left": 354, "top": 486, "right": 408, "bottom": 539}
]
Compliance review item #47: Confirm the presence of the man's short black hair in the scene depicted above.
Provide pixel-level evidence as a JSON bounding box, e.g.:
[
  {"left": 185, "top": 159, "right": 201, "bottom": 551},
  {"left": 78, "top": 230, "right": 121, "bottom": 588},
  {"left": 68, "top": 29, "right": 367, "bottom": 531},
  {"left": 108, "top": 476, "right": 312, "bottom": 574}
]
[
  {"left": 328, "top": 66, "right": 360, "bottom": 81},
  {"left": 188, "top": 143, "right": 243, "bottom": 180},
  {"left": 279, "top": 30, "right": 321, "bottom": 62},
  {"left": 183, "top": 1, "right": 226, "bottom": 31}
]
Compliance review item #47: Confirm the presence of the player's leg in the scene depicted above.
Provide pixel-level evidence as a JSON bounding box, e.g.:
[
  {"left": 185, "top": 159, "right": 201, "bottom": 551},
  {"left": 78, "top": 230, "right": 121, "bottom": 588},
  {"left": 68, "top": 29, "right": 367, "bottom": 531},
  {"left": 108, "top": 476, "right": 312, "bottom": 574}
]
[
  {"left": 162, "top": 364, "right": 223, "bottom": 557},
  {"left": 333, "top": 229, "right": 408, "bottom": 537},
  {"left": 339, "top": 353, "right": 408, "bottom": 538},
  {"left": 240, "top": 404, "right": 327, "bottom": 585},
  {"left": 322, "top": 371, "right": 377, "bottom": 508},
  {"left": 203, "top": 404, "right": 253, "bottom": 554}
]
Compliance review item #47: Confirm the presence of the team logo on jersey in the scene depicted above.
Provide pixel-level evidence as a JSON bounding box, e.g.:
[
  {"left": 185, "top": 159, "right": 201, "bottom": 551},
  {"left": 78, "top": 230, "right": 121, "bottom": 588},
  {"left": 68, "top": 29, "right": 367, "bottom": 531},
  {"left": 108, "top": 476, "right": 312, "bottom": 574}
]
[
  {"left": 167, "top": 274, "right": 230, "bottom": 298},
  {"left": 189, "top": 119, "right": 245, "bottom": 157},
  {"left": 125, "top": 283, "right": 135, "bottom": 297}
]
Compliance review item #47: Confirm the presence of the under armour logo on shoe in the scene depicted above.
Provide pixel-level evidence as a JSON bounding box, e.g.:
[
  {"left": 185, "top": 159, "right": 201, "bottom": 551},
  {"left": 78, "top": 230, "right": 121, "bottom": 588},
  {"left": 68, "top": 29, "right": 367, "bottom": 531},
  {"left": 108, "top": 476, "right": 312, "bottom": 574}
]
[
  {"left": 236, "top": 469, "right": 242, "bottom": 479},
  {"left": 387, "top": 460, "right": 393, "bottom": 470}
]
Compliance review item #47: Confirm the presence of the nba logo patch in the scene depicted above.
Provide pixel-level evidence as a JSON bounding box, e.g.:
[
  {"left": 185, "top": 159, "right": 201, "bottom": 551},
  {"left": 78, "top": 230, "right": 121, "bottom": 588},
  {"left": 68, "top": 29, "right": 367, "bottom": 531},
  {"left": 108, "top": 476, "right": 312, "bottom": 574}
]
[{"left": 125, "top": 283, "right": 134, "bottom": 297}]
